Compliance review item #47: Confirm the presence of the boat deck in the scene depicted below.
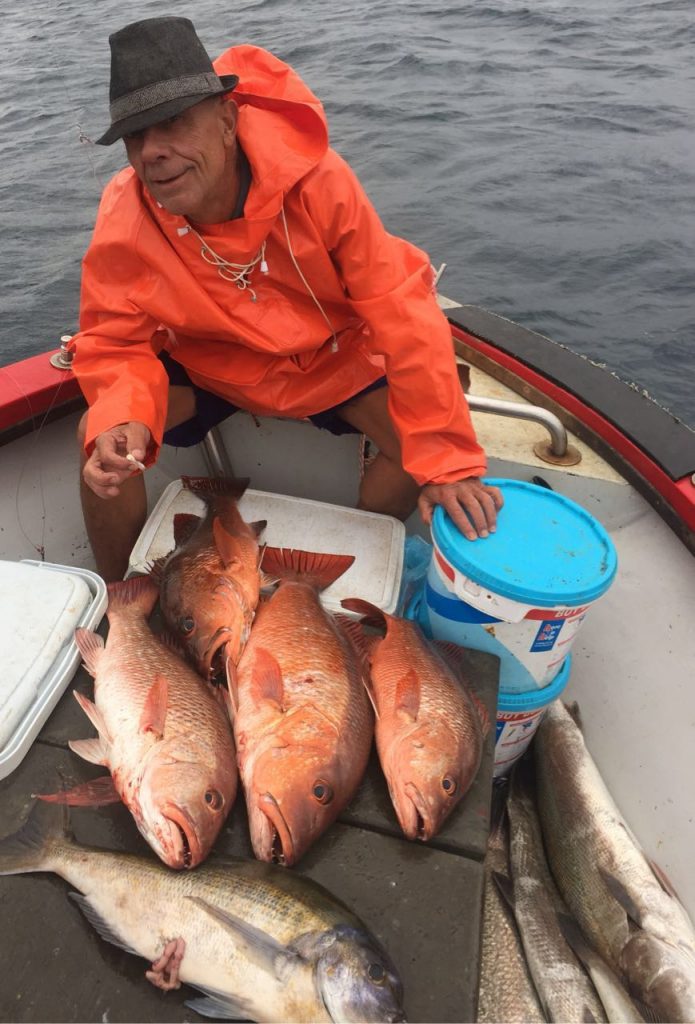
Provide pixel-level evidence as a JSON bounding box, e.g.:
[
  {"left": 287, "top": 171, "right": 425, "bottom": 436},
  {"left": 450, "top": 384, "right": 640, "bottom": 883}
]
[{"left": 0, "top": 631, "right": 499, "bottom": 1024}]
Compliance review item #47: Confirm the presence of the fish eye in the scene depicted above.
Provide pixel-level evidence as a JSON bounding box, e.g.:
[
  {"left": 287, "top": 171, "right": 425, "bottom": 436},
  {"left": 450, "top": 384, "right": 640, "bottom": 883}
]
[
  {"left": 179, "top": 616, "right": 195, "bottom": 635},
  {"left": 367, "top": 962, "right": 386, "bottom": 985},
  {"left": 442, "top": 775, "right": 457, "bottom": 795},
  {"left": 312, "top": 781, "right": 334, "bottom": 805},
  {"left": 204, "top": 789, "right": 224, "bottom": 810}
]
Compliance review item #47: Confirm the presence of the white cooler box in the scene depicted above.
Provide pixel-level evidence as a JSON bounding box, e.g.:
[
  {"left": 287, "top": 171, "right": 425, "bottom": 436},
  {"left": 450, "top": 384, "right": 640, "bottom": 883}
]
[
  {"left": 0, "top": 560, "right": 107, "bottom": 780},
  {"left": 128, "top": 481, "right": 405, "bottom": 617}
]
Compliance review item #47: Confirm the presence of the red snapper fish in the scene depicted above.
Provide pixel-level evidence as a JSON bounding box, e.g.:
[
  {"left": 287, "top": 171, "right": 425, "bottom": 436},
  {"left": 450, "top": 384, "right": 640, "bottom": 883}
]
[
  {"left": 230, "top": 549, "right": 373, "bottom": 867},
  {"left": 153, "top": 476, "right": 265, "bottom": 679},
  {"left": 41, "top": 577, "right": 237, "bottom": 869},
  {"left": 341, "top": 598, "right": 489, "bottom": 842}
]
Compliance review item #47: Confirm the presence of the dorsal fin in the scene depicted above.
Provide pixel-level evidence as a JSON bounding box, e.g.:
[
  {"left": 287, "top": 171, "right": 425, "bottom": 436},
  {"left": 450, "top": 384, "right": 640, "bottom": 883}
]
[
  {"left": 106, "top": 577, "right": 159, "bottom": 618},
  {"left": 173, "top": 512, "right": 202, "bottom": 547},
  {"left": 74, "top": 629, "right": 105, "bottom": 677},
  {"left": 261, "top": 548, "right": 354, "bottom": 592},
  {"left": 340, "top": 598, "right": 388, "bottom": 631}
]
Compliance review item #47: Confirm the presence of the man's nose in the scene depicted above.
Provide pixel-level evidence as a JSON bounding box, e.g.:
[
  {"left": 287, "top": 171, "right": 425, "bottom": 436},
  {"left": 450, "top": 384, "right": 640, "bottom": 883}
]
[{"left": 139, "top": 124, "right": 171, "bottom": 161}]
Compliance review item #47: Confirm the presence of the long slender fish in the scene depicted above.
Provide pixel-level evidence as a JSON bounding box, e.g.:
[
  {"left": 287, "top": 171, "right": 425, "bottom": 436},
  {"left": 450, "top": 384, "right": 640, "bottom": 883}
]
[
  {"left": 232, "top": 549, "right": 373, "bottom": 867},
  {"left": 42, "top": 577, "right": 237, "bottom": 869},
  {"left": 153, "top": 476, "right": 265, "bottom": 678},
  {"left": 477, "top": 787, "right": 546, "bottom": 1023},
  {"left": 535, "top": 700, "right": 695, "bottom": 1022},
  {"left": 498, "top": 759, "right": 606, "bottom": 1023},
  {"left": 0, "top": 803, "right": 406, "bottom": 1023},
  {"left": 340, "top": 599, "right": 488, "bottom": 841}
]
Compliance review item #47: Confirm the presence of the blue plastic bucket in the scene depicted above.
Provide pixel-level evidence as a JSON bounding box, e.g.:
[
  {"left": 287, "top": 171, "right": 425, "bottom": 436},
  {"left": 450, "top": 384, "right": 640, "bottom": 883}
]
[
  {"left": 422, "top": 479, "right": 617, "bottom": 693},
  {"left": 493, "top": 655, "right": 571, "bottom": 777}
]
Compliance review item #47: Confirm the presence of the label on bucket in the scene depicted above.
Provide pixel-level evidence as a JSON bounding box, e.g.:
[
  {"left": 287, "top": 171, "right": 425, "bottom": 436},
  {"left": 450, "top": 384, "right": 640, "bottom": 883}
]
[{"left": 494, "top": 708, "right": 545, "bottom": 777}]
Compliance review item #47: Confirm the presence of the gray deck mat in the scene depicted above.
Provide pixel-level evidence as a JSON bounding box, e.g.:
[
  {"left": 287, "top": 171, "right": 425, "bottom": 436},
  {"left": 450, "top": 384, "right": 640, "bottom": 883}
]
[{"left": 1, "top": 642, "right": 499, "bottom": 1024}]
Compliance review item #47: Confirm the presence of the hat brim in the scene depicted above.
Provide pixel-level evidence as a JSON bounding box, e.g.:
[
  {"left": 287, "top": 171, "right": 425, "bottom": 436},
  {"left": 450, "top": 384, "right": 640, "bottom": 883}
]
[{"left": 96, "top": 74, "right": 238, "bottom": 146}]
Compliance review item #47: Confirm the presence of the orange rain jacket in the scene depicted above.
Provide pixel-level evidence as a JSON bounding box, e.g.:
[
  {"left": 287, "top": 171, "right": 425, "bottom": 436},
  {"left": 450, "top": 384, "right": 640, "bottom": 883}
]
[{"left": 73, "top": 45, "right": 487, "bottom": 485}]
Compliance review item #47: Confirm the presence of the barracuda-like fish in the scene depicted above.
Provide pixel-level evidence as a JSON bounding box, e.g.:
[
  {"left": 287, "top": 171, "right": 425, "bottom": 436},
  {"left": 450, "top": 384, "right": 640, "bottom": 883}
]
[
  {"left": 477, "top": 788, "right": 546, "bottom": 1023},
  {"left": 231, "top": 549, "right": 373, "bottom": 867},
  {"left": 0, "top": 803, "right": 406, "bottom": 1023},
  {"left": 153, "top": 476, "right": 265, "bottom": 679},
  {"left": 340, "top": 599, "right": 488, "bottom": 842},
  {"left": 535, "top": 700, "right": 695, "bottom": 1022},
  {"left": 497, "top": 760, "right": 607, "bottom": 1023},
  {"left": 41, "top": 577, "right": 237, "bottom": 869}
]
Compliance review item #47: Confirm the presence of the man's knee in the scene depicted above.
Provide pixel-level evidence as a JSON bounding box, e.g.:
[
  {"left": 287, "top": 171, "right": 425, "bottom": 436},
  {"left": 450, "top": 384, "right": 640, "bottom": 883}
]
[{"left": 338, "top": 385, "right": 403, "bottom": 463}]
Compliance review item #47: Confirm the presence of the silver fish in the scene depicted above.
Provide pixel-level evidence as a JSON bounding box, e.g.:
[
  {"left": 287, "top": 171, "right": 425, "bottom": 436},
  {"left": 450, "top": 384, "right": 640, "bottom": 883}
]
[
  {"left": 535, "top": 700, "right": 695, "bottom": 1023},
  {"left": 499, "top": 760, "right": 606, "bottom": 1023},
  {"left": 0, "top": 803, "right": 406, "bottom": 1024}
]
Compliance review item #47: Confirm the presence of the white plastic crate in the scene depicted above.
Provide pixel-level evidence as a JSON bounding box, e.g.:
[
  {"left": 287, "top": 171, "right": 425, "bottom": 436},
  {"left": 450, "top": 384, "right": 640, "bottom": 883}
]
[
  {"left": 128, "top": 480, "right": 405, "bottom": 616},
  {"left": 0, "top": 560, "right": 107, "bottom": 780}
]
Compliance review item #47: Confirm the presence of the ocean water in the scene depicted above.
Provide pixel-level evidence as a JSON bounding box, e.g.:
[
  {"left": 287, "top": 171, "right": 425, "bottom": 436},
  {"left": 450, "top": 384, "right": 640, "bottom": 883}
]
[{"left": 1, "top": 0, "right": 693, "bottom": 426}]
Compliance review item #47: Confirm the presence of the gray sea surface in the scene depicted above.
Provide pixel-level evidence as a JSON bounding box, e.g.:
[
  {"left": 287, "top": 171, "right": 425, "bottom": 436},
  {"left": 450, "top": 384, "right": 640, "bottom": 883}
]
[{"left": 1, "top": 0, "right": 693, "bottom": 426}]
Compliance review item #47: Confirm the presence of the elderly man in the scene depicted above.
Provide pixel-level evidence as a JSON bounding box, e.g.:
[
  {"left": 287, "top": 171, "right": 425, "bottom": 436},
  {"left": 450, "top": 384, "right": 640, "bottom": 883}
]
[{"left": 74, "top": 16, "right": 502, "bottom": 581}]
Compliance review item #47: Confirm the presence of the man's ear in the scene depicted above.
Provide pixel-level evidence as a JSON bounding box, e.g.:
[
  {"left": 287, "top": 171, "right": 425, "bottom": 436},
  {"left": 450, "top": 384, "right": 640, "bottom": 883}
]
[{"left": 221, "top": 98, "right": 238, "bottom": 144}]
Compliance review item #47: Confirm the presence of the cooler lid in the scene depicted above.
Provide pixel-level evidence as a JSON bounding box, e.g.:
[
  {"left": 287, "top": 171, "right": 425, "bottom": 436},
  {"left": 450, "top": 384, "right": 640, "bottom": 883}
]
[
  {"left": 432, "top": 478, "right": 618, "bottom": 607},
  {"left": 0, "top": 561, "right": 107, "bottom": 779}
]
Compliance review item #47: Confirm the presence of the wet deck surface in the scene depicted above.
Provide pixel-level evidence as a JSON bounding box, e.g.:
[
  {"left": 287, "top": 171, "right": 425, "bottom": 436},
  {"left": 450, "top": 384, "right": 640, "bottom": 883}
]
[{"left": 0, "top": 642, "right": 499, "bottom": 1024}]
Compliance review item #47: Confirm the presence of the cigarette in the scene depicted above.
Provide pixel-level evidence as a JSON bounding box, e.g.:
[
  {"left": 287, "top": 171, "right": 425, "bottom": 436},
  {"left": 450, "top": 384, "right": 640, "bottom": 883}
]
[{"left": 126, "top": 452, "right": 147, "bottom": 472}]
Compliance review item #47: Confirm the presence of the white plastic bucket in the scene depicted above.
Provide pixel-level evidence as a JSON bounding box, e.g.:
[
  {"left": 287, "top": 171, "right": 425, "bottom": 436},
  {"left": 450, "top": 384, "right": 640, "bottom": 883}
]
[
  {"left": 493, "top": 656, "right": 571, "bottom": 777},
  {"left": 422, "top": 479, "right": 617, "bottom": 693}
]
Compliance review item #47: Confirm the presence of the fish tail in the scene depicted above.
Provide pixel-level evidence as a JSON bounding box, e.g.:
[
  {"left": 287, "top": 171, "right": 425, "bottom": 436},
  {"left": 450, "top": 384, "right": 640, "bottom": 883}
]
[
  {"left": 340, "top": 597, "right": 388, "bottom": 629},
  {"left": 106, "top": 576, "right": 159, "bottom": 617},
  {"left": 181, "top": 475, "right": 250, "bottom": 503},
  {"left": 0, "top": 801, "right": 70, "bottom": 875},
  {"left": 261, "top": 548, "right": 354, "bottom": 591}
]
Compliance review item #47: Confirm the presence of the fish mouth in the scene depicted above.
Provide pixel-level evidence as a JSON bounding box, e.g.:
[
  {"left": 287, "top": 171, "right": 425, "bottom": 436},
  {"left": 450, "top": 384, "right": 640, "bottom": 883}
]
[
  {"left": 163, "top": 805, "right": 202, "bottom": 869},
  {"left": 202, "top": 627, "right": 235, "bottom": 681},
  {"left": 259, "top": 792, "right": 295, "bottom": 867},
  {"left": 402, "top": 783, "right": 432, "bottom": 842}
]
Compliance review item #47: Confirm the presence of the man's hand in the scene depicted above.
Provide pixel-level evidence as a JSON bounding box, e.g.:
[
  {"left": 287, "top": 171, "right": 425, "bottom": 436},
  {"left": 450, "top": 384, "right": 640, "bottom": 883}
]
[
  {"left": 82, "top": 421, "right": 152, "bottom": 499},
  {"left": 418, "top": 478, "right": 504, "bottom": 540}
]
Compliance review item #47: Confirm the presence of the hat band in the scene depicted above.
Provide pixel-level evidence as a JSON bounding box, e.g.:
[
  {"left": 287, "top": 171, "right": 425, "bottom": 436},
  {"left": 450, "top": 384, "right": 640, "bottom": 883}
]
[{"left": 109, "top": 72, "right": 224, "bottom": 122}]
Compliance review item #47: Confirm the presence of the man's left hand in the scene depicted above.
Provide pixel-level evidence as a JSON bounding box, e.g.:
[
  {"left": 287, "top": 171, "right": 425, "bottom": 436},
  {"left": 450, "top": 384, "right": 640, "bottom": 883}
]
[{"left": 418, "top": 478, "right": 504, "bottom": 540}]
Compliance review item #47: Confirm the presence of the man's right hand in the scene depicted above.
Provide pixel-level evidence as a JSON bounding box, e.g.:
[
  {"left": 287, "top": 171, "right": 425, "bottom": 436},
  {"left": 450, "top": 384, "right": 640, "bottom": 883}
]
[{"left": 83, "top": 421, "right": 152, "bottom": 499}]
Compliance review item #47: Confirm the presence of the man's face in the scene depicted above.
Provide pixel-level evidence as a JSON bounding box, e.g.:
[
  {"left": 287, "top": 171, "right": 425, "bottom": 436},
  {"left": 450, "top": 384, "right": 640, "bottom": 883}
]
[{"left": 124, "top": 97, "right": 237, "bottom": 224}]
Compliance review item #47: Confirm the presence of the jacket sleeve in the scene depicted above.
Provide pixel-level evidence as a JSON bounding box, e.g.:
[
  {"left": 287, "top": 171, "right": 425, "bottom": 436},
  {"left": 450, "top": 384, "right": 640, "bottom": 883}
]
[
  {"left": 300, "top": 151, "right": 487, "bottom": 486},
  {"left": 70, "top": 186, "right": 169, "bottom": 461}
]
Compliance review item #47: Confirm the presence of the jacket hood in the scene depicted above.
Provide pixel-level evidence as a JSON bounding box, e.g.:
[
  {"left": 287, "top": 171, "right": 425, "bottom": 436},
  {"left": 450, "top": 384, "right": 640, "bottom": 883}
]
[{"left": 213, "top": 44, "right": 329, "bottom": 220}]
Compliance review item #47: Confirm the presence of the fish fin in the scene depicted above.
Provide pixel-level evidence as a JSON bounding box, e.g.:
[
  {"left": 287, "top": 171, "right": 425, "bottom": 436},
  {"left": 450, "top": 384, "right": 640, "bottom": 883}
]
[
  {"left": 185, "top": 992, "right": 254, "bottom": 1021},
  {"left": 212, "top": 518, "right": 245, "bottom": 570},
  {"left": 646, "top": 856, "right": 681, "bottom": 901},
  {"left": 36, "top": 775, "right": 119, "bottom": 806},
  {"left": 139, "top": 674, "right": 169, "bottom": 739},
  {"left": 395, "top": 669, "right": 420, "bottom": 723},
  {"left": 260, "top": 547, "right": 354, "bottom": 591},
  {"left": 69, "top": 892, "right": 139, "bottom": 956},
  {"left": 186, "top": 896, "right": 294, "bottom": 976},
  {"left": 250, "top": 648, "right": 284, "bottom": 710},
  {"left": 469, "top": 690, "right": 491, "bottom": 738},
  {"left": 332, "top": 613, "right": 375, "bottom": 661},
  {"left": 73, "top": 628, "right": 105, "bottom": 677},
  {"left": 0, "top": 801, "right": 69, "bottom": 875},
  {"left": 72, "top": 690, "right": 111, "bottom": 742},
  {"left": 492, "top": 870, "right": 516, "bottom": 912},
  {"left": 557, "top": 911, "right": 599, "bottom": 968},
  {"left": 146, "top": 556, "right": 167, "bottom": 586},
  {"left": 106, "top": 576, "right": 159, "bottom": 618},
  {"left": 599, "top": 867, "right": 646, "bottom": 928},
  {"left": 340, "top": 597, "right": 387, "bottom": 630},
  {"left": 67, "top": 737, "right": 110, "bottom": 767},
  {"left": 173, "top": 512, "right": 203, "bottom": 547},
  {"left": 182, "top": 475, "right": 250, "bottom": 501},
  {"left": 248, "top": 519, "right": 267, "bottom": 539}
]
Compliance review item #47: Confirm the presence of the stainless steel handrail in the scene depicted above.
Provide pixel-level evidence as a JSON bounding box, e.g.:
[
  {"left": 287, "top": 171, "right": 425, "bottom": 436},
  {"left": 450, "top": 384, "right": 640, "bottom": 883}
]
[{"left": 466, "top": 394, "right": 581, "bottom": 465}]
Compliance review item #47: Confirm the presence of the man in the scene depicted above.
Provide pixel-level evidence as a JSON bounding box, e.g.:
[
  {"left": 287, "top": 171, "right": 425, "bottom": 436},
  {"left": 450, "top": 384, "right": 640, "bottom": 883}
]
[{"left": 74, "top": 16, "right": 502, "bottom": 582}]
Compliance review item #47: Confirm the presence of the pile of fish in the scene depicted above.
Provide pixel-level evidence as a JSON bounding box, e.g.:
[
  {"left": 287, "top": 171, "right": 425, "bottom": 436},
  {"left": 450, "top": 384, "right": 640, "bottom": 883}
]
[
  {"left": 477, "top": 700, "right": 695, "bottom": 1023},
  {"left": 14, "top": 474, "right": 491, "bottom": 1021}
]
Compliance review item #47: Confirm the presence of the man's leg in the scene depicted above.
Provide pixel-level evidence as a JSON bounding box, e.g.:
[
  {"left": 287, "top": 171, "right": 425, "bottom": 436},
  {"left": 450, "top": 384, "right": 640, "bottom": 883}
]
[
  {"left": 335, "top": 385, "right": 420, "bottom": 520},
  {"left": 78, "top": 385, "right": 196, "bottom": 582}
]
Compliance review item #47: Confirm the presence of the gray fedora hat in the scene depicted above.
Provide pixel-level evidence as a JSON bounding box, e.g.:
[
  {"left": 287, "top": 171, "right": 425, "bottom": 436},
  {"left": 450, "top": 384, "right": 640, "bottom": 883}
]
[{"left": 97, "top": 16, "right": 238, "bottom": 146}]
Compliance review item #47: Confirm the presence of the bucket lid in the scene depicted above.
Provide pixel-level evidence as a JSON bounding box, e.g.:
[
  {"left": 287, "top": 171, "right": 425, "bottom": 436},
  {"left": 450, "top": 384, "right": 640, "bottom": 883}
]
[{"left": 433, "top": 478, "right": 618, "bottom": 607}]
